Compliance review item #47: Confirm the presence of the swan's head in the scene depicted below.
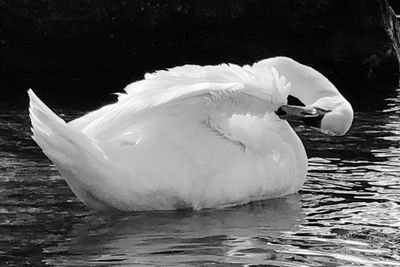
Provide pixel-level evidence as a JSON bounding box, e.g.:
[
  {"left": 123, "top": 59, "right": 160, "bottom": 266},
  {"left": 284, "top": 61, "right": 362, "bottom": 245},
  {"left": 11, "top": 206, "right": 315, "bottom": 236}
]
[
  {"left": 308, "top": 95, "right": 353, "bottom": 136},
  {"left": 277, "top": 95, "right": 353, "bottom": 136}
]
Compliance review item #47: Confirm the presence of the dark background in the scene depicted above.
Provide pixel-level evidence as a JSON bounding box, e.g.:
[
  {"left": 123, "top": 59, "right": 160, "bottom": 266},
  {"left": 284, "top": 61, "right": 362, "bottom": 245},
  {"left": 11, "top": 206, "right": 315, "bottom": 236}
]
[{"left": 1, "top": 0, "right": 399, "bottom": 110}]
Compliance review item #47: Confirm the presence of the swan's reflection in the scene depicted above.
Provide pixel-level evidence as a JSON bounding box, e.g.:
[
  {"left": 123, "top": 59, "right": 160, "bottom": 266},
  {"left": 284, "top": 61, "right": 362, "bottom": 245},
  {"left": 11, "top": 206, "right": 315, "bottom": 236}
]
[{"left": 44, "top": 195, "right": 304, "bottom": 265}]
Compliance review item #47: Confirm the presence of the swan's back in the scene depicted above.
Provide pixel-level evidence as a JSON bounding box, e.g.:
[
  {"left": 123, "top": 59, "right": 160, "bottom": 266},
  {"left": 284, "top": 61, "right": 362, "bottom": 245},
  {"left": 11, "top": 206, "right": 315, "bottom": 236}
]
[{"left": 70, "top": 62, "right": 290, "bottom": 138}]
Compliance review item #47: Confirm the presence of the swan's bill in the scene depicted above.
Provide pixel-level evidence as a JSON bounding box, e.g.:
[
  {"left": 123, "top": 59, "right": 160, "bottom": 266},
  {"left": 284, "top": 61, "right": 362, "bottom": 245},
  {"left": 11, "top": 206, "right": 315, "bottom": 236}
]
[
  {"left": 276, "top": 105, "right": 329, "bottom": 128},
  {"left": 276, "top": 105, "right": 318, "bottom": 119}
]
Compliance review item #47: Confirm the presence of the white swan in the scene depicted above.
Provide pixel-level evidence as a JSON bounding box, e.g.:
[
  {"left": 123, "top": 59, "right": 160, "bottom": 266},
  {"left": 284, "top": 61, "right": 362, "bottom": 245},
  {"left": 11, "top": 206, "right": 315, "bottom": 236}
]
[{"left": 28, "top": 57, "right": 353, "bottom": 211}]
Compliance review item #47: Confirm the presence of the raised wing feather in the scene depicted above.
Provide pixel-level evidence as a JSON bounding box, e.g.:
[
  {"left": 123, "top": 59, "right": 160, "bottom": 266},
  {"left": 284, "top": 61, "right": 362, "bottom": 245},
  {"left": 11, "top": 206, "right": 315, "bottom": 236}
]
[{"left": 70, "top": 62, "right": 291, "bottom": 140}]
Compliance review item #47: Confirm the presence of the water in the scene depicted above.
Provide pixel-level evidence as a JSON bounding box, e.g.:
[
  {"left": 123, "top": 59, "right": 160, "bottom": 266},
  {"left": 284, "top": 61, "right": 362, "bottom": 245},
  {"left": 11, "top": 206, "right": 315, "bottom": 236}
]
[{"left": 1, "top": 90, "right": 400, "bottom": 266}]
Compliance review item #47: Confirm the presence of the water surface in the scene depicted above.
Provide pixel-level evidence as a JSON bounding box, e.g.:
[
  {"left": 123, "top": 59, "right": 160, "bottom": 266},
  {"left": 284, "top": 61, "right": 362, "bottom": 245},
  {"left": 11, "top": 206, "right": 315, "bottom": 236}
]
[{"left": 1, "top": 89, "right": 400, "bottom": 266}]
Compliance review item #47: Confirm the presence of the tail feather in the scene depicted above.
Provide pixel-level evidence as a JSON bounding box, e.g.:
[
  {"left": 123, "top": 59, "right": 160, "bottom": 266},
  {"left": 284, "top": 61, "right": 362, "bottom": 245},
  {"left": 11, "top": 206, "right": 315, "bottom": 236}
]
[
  {"left": 28, "top": 89, "right": 107, "bottom": 166},
  {"left": 28, "top": 89, "right": 72, "bottom": 163},
  {"left": 28, "top": 89, "right": 123, "bottom": 211}
]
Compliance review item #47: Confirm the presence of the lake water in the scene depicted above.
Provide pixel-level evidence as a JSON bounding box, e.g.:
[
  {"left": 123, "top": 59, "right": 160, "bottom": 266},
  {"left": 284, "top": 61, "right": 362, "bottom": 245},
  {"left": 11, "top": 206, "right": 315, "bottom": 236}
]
[{"left": 1, "top": 89, "right": 400, "bottom": 266}]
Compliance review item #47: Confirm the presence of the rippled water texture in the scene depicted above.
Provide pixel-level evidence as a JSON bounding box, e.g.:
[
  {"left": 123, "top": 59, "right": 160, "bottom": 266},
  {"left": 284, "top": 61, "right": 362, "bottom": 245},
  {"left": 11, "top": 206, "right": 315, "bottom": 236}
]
[{"left": 1, "top": 89, "right": 400, "bottom": 266}]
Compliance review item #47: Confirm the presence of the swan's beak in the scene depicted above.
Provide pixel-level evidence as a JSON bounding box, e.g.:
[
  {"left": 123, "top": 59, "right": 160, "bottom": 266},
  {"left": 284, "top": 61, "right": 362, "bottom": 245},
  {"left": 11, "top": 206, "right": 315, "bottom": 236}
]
[
  {"left": 276, "top": 105, "right": 329, "bottom": 128},
  {"left": 276, "top": 105, "right": 317, "bottom": 120}
]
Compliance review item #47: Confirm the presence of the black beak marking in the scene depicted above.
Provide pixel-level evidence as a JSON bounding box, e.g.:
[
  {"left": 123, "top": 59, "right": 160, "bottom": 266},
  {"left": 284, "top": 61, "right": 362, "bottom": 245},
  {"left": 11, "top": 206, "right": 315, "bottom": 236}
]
[{"left": 275, "top": 107, "right": 287, "bottom": 118}]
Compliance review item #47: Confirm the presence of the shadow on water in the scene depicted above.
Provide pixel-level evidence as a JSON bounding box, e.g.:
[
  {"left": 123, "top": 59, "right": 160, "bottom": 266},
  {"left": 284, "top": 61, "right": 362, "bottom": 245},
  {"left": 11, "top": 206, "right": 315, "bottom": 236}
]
[{"left": 1, "top": 86, "right": 400, "bottom": 266}]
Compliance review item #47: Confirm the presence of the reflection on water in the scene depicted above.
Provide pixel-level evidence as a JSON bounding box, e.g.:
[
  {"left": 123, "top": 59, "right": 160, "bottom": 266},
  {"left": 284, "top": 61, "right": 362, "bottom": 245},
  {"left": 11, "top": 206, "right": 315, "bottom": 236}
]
[{"left": 1, "top": 89, "right": 400, "bottom": 266}]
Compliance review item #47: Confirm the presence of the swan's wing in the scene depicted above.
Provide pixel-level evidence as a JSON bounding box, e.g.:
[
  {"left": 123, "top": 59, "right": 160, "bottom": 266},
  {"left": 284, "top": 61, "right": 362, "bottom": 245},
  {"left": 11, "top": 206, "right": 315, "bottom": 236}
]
[{"left": 71, "top": 63, "right": 291, "bottom": 140}]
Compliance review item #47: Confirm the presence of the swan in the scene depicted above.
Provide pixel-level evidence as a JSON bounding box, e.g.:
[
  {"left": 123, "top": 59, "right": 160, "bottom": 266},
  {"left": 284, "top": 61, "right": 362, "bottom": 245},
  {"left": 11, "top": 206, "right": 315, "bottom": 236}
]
[{"left": 28, "top": 57, "right": 353, "bottom": 211}]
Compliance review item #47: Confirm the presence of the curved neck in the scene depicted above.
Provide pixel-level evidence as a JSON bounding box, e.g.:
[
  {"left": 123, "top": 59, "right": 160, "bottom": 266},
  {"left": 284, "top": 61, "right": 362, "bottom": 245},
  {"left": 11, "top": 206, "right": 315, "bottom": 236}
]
[
  {"left": 256, "top": 57, "right": 353, "bottom": 136},
  {"left": 255, "top": 57, "right": 342, "bottom": 106}
]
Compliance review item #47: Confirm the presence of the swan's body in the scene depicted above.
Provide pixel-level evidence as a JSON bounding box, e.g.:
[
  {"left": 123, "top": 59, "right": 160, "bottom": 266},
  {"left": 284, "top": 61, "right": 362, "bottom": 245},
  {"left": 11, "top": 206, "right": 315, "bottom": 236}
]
[{"left": 29, "top": 57, "right": 353, "bottom": 211}]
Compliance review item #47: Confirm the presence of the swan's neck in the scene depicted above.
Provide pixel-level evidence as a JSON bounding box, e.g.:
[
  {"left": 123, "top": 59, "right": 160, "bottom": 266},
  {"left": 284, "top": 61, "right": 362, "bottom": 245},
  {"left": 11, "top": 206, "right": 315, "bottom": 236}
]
[{"left": 256, "top": 57, "right": 353, "bottom": 136}]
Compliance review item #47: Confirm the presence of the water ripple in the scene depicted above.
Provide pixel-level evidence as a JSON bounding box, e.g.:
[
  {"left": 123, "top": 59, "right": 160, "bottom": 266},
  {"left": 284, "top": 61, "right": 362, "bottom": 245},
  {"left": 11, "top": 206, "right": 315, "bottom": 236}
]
[{"left": 1, "top": 89, "right": 400, "bottom": 265}]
